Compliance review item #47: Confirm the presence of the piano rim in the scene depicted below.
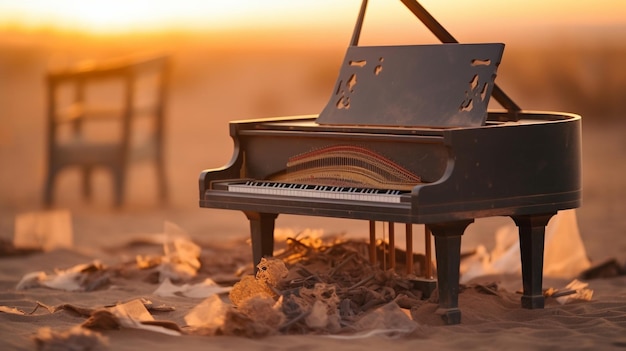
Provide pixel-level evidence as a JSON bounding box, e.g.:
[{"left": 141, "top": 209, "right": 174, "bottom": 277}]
[
  {"left": 227, "top": 110, "right": 582, "bottom": 134},
  {"left": 199, "top": 109, "right": 582, "bottom": 223}
]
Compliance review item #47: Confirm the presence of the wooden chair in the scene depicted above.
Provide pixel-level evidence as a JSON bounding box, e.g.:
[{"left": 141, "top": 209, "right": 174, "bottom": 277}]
[{"left": 43, "top": 55, "right": 170, "bottom": 207}]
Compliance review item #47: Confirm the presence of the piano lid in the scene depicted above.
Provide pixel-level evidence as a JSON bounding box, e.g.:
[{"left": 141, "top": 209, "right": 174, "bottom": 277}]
[{"left": 316, "top": 0, "right": 509, "bottom": 128}]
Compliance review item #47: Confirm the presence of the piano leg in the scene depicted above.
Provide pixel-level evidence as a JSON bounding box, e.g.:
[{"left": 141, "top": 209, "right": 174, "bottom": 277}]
[
  {"left": 405, "top": 223, "right": 413, "bottom": 274},
  {"left": 244, "top": 211, "right": 278, "bottom": 273},
  {"left": 512, "top": 213, "right": 554, "bottom": 309},
  {"left": 429, "top": 220, "right": 473, "bottom": 325},
  {"left": 369, "top": 220, "right": 377, "bottom": 265},
  {"left": 424, "top": 225, "right": 433, "bottom": 278},
  {"left": 388, "top": 222, "right": 395, "bottom": 270}
]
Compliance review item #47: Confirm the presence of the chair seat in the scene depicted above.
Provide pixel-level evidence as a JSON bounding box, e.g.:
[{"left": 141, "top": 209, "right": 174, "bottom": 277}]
[{"left": 53, "top": 142, "right": 124, "bottom": 167}]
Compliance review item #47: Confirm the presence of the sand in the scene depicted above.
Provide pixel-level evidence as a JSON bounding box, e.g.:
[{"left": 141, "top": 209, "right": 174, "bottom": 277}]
[{"left": 0, "top": 225, "right": 625, "bottom": 351}]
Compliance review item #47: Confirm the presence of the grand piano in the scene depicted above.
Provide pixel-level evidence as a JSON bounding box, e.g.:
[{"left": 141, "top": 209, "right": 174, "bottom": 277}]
[{"left": 199, "top": 0, "right": 581, "bottom": 325}]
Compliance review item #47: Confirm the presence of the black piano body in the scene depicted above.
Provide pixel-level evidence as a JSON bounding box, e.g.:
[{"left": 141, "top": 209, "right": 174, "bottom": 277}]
[
  {"left": 198, "top": 0, "right": 582, "bottom": 325},
  {"left": 202, "top": 112, "right": 581, "bottom": 223},
  {"left": 199, "top": 111, "right": 581, "bottom": 324}
]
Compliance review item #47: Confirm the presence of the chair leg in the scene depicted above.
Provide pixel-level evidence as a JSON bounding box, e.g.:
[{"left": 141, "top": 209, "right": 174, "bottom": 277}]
[
  {"left": 82, "top": 166, "right": 93, "bottom": 201},
  {"left": 111, "top": 167, "right": 125, "bottom": 207},
  {"left": 43, "top": 168, "right": 57, "bottom": 207},
  {"left": 156, "top": 156, "right": 168, "bottom": 203}
]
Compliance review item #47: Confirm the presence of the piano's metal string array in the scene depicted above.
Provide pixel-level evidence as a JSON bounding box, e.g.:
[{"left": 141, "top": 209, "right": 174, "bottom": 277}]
[
  {"left": 272, "top": 144, "right": 422, "bottom": 191},
  {"left": 368, "top": 221, "right": 433, "bottom": 278}
]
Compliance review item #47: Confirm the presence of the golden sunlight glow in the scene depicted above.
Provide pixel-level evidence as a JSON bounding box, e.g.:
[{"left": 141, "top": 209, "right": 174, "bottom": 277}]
[
  {"left": 0, "top": 0, "right": 624, "bottom": 37},
  {"left": 0, "top": 0, "right": 356, "bottom": 34}
]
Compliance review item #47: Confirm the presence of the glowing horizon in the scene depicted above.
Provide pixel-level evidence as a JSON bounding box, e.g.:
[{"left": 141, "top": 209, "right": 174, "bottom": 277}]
[
  {"left": 0, "top": 1, "right": 357, "bottom": 34},
  {"left": 0, "top": 0, "right": 624, "bottom": 40}
]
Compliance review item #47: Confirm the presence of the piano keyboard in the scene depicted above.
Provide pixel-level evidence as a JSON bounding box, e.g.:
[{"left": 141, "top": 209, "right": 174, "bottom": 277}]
[{"left": 228, "top": 180, "right": 406, "bottom": 203}]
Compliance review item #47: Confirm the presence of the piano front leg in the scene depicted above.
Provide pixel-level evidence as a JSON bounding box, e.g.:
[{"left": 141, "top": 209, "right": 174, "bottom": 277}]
[
  {"left": 244, "top": 211, "right": 278, "bottom": 273},
  {"left": 429, "top": 220, "right": 473, "bottom": 325},
  {"left": 512, "top": 213, "right": 555, "bottom": 309}
]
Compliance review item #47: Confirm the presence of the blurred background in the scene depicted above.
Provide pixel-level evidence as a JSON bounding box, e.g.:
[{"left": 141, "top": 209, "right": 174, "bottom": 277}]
[{"left": 1, "top": 0, "right": 625, "bottom": 261}]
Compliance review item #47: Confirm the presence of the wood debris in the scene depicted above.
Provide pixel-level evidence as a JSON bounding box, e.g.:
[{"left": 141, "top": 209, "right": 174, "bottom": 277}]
[{"left": 224, "top": 236, "right": 425, "bottom": 335}]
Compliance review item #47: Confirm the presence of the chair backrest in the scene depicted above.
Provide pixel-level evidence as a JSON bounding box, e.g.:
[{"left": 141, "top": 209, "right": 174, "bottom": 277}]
[{"left": 46, "top": 54, "right": 170, "bottom": 152}]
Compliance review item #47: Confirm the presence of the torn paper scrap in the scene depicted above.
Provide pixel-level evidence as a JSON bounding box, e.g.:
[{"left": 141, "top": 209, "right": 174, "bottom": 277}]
[
  {"left": 14, "top": 209, "right": 73, "bottom": 251},
  {"left": 548, "top": 279, "right": 594, "bottom": 305},
  {"left": 15, "top": 261, "right": 108, "bottom": 291},
  {"left": 109, "top": 299, "right": 181, "bottom": 336},
  {"left": 136, "top": 221, "right": 203, "bottom": 282},
  {"left": 34, "top": 326, "right": 108, "bottom": 350},
  {"left": 0, "top": 306, "right": 25, "bottom": 315},
  {"left": 460, "top": 210, "right": 591, "bottom": 282},
  {"left": 184, "top": 294, "right": 230, "bottom": 332}
]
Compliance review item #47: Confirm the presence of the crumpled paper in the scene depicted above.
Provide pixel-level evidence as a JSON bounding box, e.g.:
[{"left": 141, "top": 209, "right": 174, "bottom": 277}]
[
  {"left": 136, "top": 221, "right": 202, "bottom": 282},
  {"left": 460, "top": 210, "right": 591, "bottom": 282},
  {"left": 297, "top": 283, "right": 341, "bottom": 331},
  {"left": 545, "top": 279, "right": 594, "bottom": 305},
  {"left": 326, "top": 301, "right": 418, "bottom": 339},
  {"left": 0, "top": 305, "right": 25, "bottom": 315},
  {"left": 14, "top": 209, "right": 73, "bottom": 251},
  {"left": 184, "top": 293, "right": 286, "bottom": 338},
  {"left": 16, "top": 261, "right": 108, "bottom": 291},
  {"left": 228, "top": 257, "right": 288, "bottom": 306},
  {"left": 34, "top": 325, "right": 108, "bottom": 351},
  {"left": 83, "top": 299, "right": 181, "bottom": 336},
  {"left": 184, "top": 294, "right": 230, "bottom": 333},
  {"left": 184, "top": 258, "right": 290, "bottom": 337}
]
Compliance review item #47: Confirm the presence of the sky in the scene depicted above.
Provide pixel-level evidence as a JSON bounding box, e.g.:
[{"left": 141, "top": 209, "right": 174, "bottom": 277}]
[
  {"left": 0, "top": 0, "right": 624, "bottom": 49},
  {"left": 1, "top": 0, "right": 624, "bottom": 33}
]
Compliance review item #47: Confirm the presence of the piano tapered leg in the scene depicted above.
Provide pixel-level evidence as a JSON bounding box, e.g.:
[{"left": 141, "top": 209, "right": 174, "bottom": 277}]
[
  {"left": 429, "top": 220, "right": 473, "bottom": 325},
  {"left": 244, "top": 211, "right": 278, "bottom": 273},
  {"left": 512, "top": 213, "right": 554, "bottom": 309}
]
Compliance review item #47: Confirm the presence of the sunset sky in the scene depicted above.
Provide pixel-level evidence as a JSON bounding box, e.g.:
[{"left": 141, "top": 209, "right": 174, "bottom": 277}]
[{"left": 1, "top": 0, "right": 624, "bottom": 43}]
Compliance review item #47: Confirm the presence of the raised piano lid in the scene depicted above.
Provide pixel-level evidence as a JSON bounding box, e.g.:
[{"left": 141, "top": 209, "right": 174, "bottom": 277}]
[
  {"left": 316, "top": 0, "right": 507, "bottom": 129},
  {"left": 316, "top": 43, "right": 505, "bottom": 129}
]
